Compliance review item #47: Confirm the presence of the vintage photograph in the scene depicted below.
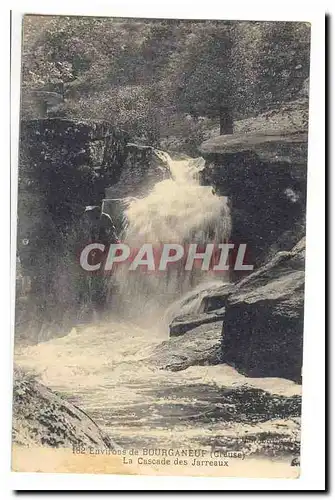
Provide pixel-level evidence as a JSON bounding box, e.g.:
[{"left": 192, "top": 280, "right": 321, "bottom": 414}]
[{"left": 12, "top": 14, "right": 310, "bottom": 477}]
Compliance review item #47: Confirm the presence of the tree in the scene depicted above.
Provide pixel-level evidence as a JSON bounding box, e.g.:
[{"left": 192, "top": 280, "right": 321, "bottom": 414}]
[{"left": 20, "top": 16, "right": 311, "bottom": 142}]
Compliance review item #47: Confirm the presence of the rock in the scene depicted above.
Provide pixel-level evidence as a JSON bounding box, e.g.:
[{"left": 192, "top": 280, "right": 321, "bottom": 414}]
[
  {"left": 12, "top": 367, "right": 116, "bottom": 449},
  {"left": 170, "top": 307, "right": 226, "bottom": 337},
  {"left": 17, "top": 118, "right": 135, "bottom": 333},
  {"left": 148, "top": 283, "right": 234, "bottom": 370},
  {"left": 221, "top": 238, "right": 305, "bottom": 383},
  {"left": 200, "top": 131, "right": 308, "bottom": 165},
  {"left": 203, "top": 151, "right": 306, "bottom": 269},
  {"left": 105, "top": 143, "right": 170, "bottom": 199},
  {"left": 167, "top": 281, "right": 233, "bottom": 317},
  {"left": 199, "top": 99, "right": 308, "bottom": 269},
  {"left": 166, "top": 282, "right": 233, "bottom": 336},
  {"left": 19, "top": 118, "right": 130, "bottom": 231},
  {"left": 200, "top": 98, "right": 309, "bottom": 165},
  {"left": 263, "top": 218, "right": 306, "bottom": 263},
  {"left": 146, "top": 321, "right": 223, "bottom": 371},
  {"left": 144, "top": 282, "right": 233, "bottom": 371},
  {"left": 200, "top": 283, "right": 235, "bottom": 312}
]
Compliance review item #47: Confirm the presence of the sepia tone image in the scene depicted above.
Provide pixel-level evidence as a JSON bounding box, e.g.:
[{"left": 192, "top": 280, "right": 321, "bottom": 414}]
[{"left": 12, "top": 15, "right": 310, "bottom": 478}]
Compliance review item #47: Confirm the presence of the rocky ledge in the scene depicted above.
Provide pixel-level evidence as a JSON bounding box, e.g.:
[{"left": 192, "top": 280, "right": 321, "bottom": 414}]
[
  {"left": 199, "top": 97, "right": 309, "bottom": 165},
  {"left": 157, "top": 238, "right": 304, "bottom": 382},
  {"left": 199, "top": 98, "right": 308, "bottom": 269}
]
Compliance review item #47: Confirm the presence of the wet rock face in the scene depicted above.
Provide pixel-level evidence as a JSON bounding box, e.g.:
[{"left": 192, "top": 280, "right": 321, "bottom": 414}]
[
  {"left": 162, "top": 241, "right": 305, "bottom": 382},
  {"left": 148, "top": 283, "right": 234, "bottom": 370},
  {"left": 201, "top": 151, "right": 306, "bottom": 270},
  {"left": 170, "top": 307, "right": 226, "bottom": 337},
  {"left": 145, "top": 321, "right": 223, "bottom": 372},
  {"left": 169, "top": 284, "right": 234, "bottom": 337},
  {"left": 16, "top": 119, "right": 171, "bottom": 338},
  {"left": 12, "top": 368, "right": 115, "bottom": 449},
  {"left": 19, "top": 118, "right": 130, "bottom": 232},
  {"left": 221, "top": 238, "right": 305, "bottom": 383},
  {"left": 105, "top": 144, "right": 170, "bottom": 199},
  {"left": 16, "top": 118, "right": 132, "bottom": 335}
]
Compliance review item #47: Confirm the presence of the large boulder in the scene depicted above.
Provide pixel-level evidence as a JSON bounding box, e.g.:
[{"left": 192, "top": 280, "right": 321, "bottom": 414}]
[
  {"left": 145, "top": 321, "right": 223, "bottom": 371},
  {"left": 170, "top": 307, "right": 226, "bottom": 337},
  {"left": 105, "top": 143, "right": 171, "bottom": 199},
  {"left": 168, "top": 282, "right": 233, "bottom": 337},
  {"left": 221, "top": 238, "right": 305, "bottom": 383},
  {"left": 12, "top": 368, "right": 116, "bottom": 449},
  {"left": 18, "top": 118, "right": 130, "bottom": 232},
  {"left": 144, "top": 282, "right": 233, "bottom": 371}
]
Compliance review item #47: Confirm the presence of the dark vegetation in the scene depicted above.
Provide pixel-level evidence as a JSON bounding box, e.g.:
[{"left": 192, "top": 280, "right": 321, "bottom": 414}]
[{"left": 21, "top": 16, "right": 310, "bottom": 151}]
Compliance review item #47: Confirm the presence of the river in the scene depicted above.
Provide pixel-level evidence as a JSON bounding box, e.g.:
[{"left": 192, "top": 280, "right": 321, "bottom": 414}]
[{"left": 15, "top": 152, "right": 301, "bottom": 464}]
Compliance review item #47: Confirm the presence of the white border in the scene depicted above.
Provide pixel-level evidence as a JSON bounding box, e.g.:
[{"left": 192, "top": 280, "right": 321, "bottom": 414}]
[{"left": 3, "top": 1, "right": 325, "bottom": 493}]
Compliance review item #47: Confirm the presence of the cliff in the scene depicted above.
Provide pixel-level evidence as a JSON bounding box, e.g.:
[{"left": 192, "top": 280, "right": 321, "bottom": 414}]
[
  {"left": 16, "top": 119, "right": 168, "bottom": 340},
  {"left": 221, "top": 238, "right": 305, "bottom": 383},
  {"left": 199, "top": 98, "right": 308, "bottom": 269}
]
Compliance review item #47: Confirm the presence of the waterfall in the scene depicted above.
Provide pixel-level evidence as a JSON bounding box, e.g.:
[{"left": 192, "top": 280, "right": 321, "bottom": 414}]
[{"left": 110, "top": 151, "right": 231, "bottom": 326}]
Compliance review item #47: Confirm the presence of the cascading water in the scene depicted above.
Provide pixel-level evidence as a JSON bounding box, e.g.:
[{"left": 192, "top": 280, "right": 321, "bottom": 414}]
[
  {"left": 110, "top": 151, "right": 231, "bottom": 325},
  {"left": 15, "top": 149, "right": 301, "bottom": 459}
]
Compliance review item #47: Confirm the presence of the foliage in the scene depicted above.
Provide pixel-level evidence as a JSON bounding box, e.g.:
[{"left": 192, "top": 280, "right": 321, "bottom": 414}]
[{"left": 21, "top": 16, "right": 311, "bottom": 144}]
